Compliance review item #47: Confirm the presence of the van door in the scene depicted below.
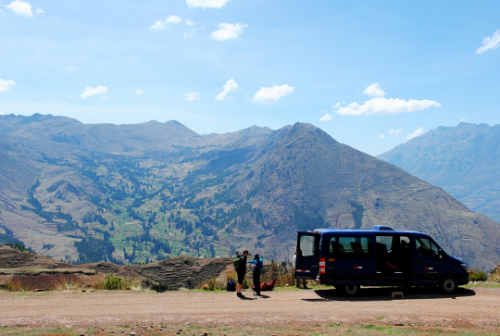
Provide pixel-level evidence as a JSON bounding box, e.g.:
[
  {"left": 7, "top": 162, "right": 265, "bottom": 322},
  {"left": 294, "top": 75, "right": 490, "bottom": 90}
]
[
  {"left": 334, "top": 235, "right": 376, "bottom": 286},
  {"left": 413, "top": 236, "right": 443, "bottom": 285},
  {"left": 295, "top": 232, "right": 320, "bottom": 279}
]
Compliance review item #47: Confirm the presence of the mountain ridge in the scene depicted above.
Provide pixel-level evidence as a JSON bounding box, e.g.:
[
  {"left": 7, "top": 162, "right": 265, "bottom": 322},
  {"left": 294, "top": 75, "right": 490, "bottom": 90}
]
[{"left": 0, "top": 115, "right": 499, "bottom": 270}]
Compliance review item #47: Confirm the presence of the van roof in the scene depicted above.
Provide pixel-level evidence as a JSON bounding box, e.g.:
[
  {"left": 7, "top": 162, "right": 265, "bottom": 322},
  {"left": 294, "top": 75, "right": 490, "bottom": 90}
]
[{"left": 313, "top": 225, "right": 423, "bottom": 235}]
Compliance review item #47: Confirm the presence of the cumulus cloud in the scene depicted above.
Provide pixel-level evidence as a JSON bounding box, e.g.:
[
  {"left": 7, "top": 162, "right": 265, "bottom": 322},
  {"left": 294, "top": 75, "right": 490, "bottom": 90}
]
[
  {"left": 184, "top": 92, "right": 200, "bottom": 101},
  {"left": 211, "top": 23, "right": 247, "bottom": 41},
  {"left": 336, "top": 83, "right": 441, "bottom": 116},
  {"left": 134, "top": 89, "right": 143, "bottom": 94},
  {"left": 406, "top": 127, "right": 424, "bottom": 140},
  {"left": 81, "top": 85, "right": 108, "bottom": 99},
  {"left": 336, "top": 97, "right": 440, "bottom": 116},
  {"left": 333, "top": 102, "right": 340, "bottom": 108},
  {"left": 185, "top": 19, "right": 194, "bottom": 26},
  {"left": 5, "top": 0, "right": 33, "bottom": 18},
  {"left": 0, "top": 79, "right": 16, "bottom": 92},
  {"left": 35, "top": 7, "right": 43, "bottom": 14},
  {"left": 319, "top": 113, "right": 333, "bottom": 122},
  {"left": 476, "top": 30, "right": 500, "bottom": 54},
  {"left": 166, "top": 15, "right": 182, "bottom": 24},
  {"left": 378, "top": 134, "right": 385, "bottom": 140},
  {"left": 215, "top": 79, "right": 238, "bottom": 101},
  {"left": 363, "top": 83, "right": 386, "bottom": 97},
  {"left": 150, "top": 20, "right": 166, "bottom": 30},
  {"left": 460, "top": 117, "right": 467, "bottom": 123},
  {"left": 388, "top": 128, "right": 403, "bottom": 136},
  {"left": 253, "top": 84, "right": 294, "bottom": 105},
  {"left": 186, "top": 0, "right": 231, "bottom": 8},
  {"left": 65, "top": 66, "right": 76, "bottom": 72}
]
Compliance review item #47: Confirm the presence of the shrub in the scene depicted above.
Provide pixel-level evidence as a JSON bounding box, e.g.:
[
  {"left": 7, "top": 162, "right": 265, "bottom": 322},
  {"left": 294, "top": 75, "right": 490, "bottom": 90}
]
[
  {"left": 97, "top": 274, "right": 128, "bottom": 290},
  {"left": 489, "top": 264, "right": 500, "bottom": 282},
  {"left": 469, "top": 268, "right": 488, "bottom": 282}
]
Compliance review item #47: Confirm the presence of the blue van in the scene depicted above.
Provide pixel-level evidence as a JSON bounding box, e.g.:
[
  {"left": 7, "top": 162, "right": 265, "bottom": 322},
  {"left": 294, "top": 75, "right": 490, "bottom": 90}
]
[{"left": 295, "top": 226, "right": 469, "bottom": 296}]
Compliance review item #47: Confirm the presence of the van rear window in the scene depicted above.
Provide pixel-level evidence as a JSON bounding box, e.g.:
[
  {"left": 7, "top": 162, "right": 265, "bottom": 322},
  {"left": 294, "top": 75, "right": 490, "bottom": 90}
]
[{"left": 336, "top": 237, "right": 372, "bottom": 258}]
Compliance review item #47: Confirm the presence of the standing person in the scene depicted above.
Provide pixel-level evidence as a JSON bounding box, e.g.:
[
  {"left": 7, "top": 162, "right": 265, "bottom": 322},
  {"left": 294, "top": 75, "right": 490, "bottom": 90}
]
[
  {"left": 236, "top": 250, "right": 249, "bottom": 298},
  {"left": 293, "top": 252, "right": 308, "bottom": 289},
  {"left": 248, "top": 254, "right": 263, "bottom": 296}
]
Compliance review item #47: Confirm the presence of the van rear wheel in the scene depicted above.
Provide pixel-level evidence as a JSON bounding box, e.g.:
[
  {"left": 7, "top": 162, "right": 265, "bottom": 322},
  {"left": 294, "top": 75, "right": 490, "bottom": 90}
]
[
  {"left": 439, "top": 276, "right": 457, "bottom": 294},
  {"left": 340, "top": 285, "right": 360, "bottom": 296}
]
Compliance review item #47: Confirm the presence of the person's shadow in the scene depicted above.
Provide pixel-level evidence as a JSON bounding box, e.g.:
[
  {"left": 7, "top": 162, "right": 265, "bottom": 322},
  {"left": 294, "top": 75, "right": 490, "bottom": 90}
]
[{"left": 239, "top": 295, "right": 256, "bottom": 300}]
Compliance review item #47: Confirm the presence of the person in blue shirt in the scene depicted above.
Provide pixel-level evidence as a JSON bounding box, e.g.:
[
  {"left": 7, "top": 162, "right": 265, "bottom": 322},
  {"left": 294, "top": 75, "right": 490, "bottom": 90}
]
[{"left": 248, "top": 254, "right": 263, "bottom": 296}]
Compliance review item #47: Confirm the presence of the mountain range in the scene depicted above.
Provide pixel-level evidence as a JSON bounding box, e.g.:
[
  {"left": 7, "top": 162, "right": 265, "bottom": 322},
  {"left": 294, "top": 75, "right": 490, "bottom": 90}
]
[
  {"left": 0, "top": 114, "right": 499, "bottom": 270},
  {"left": 379, "top": 122, "right": 500, "bottom": 223}
]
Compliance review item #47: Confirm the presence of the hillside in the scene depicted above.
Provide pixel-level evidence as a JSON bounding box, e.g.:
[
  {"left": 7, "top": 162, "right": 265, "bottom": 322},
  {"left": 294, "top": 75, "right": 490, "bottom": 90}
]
[
  {"left": 0, "top": 114, "right": 499, "bottom": 270},
  {"left": 378, "top": 122, "right": 500, "bottom": 223}
]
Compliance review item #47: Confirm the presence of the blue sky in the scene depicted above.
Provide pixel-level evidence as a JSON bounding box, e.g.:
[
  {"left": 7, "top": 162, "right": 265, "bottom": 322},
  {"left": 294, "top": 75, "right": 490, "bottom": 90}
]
[{"left": 1, "top": 0, "right": 499, "bottom": 155}]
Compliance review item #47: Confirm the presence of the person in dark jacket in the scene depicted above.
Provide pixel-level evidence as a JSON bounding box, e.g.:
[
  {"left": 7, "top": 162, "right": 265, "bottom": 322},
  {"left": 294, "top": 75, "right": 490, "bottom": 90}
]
[
  {"left": 236, "top": 250, "right": 248, "bottom": 297},
  {"left": 248, "top": 254, "right": 263, "bottom": 296}
]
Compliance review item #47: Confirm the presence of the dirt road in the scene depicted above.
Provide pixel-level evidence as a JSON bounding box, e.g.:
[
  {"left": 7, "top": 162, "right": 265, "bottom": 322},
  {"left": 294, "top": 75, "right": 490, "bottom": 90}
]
[{"left": 1, "top": 287, "right": 499, "bottom": 329}]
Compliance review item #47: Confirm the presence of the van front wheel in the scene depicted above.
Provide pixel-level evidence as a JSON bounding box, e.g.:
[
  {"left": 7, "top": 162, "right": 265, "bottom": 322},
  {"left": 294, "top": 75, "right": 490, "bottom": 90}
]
[
  {"left": 439, "top": 276, "right": 457, "bottom": 294},
  {"left": 341, "top": 285, "right": 360, "bottom": 296}
]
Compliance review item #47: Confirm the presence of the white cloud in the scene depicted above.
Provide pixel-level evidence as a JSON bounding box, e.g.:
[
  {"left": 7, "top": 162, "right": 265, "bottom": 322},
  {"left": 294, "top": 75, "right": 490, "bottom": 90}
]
[
  {"left": 0, "top": 79, "right": 16, "bottom": 92},
  {"left": 166, "top": 15, "right": 182, "bottom": 24},
  {"left": 476, "top": 30, "right": 500, "bottom": 54},
  {"left": 252, "top": 84, "right": 294, "bottom": 105},
  {"left": 378, "top": 134, "right": 385, "bottom": 140},
  {"left": 406, "top": 127, "right": 424, "bottom": 140},
  {"left": 336, "top": 97, "right": 441, "bottom": 116},
  {"left": 184, "top": 29, "right": 196, "bottom": 39},
  {"left": 185, "top": 19, "right": 194, "bottom": 26},
  {"left": 134, "top": 89, "right": 143, "bottom": 95},
  {"left": 388, "top": 128, "right": 403, "bottom": 136},
  {"left": 5, "top": 0, "right": 33, "bottom": 18},
  {"left": 211, "top": 23, "right": 247, "bottom": 41},
  {"left": 333, "top": 102, "right": 340, "bottom": 108},
  {"left": 81, "top": 85, "right": 108, "bottom": 99},
  {"left": 184, "top": 92, "right": 200, "bottom": 101},
  {"left": 215, "top": 79, "right": 238, "bottom": 101},
  {"left": 186, "top": 0, "right": 232, "bottom": 8},
  {"left": 460, "top": 117, "right": 467, "bottom": 123},
  {"left": 319, "top": 113, "right": 333, "bottom": 122},
  {"left": 65, "top": 66, "right": 76, "bottom": 72},
  {"left": 150, "top": 20, "right": 166, "bottom": 30},
  {"left": 35, "top": 7, "right": 43, "bottom": 14},
  {"left": 101, "top": 95, "right": 109, "bottom": 101},
  {"left": 363, "top": 83, "right": 386, "bottom": 97}
]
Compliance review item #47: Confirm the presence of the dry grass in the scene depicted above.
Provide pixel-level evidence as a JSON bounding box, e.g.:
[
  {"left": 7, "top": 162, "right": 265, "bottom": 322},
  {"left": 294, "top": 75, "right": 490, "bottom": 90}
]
[
  {"left": 488, "top": 263, "right": 500, "bottom": 282},
  {"left": 0, "top": 323, "right": 497, "bottom": 336}
]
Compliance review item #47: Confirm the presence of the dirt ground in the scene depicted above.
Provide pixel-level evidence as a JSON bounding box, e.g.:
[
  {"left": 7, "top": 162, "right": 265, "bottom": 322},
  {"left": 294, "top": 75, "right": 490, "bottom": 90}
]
[{"left": 1, "top": 287, "right": 500, "bottom": 333}]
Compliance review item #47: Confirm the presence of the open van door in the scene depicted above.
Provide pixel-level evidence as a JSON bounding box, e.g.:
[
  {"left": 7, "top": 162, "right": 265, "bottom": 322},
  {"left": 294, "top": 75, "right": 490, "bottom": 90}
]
[{"left": 295, "top": 231, "right": 320, "bottom": 279}]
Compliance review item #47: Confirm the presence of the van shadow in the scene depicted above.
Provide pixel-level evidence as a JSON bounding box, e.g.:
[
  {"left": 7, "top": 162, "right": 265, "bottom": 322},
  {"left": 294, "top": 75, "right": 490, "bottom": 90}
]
[{"left": 302, "top": 287, "right": 476, "bottom": 302}]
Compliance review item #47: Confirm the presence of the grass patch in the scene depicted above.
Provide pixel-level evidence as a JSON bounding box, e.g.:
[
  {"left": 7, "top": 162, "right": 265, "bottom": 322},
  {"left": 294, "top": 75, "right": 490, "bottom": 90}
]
[{"left": 463, "top": 282, "right": 500, "bottom": 289}]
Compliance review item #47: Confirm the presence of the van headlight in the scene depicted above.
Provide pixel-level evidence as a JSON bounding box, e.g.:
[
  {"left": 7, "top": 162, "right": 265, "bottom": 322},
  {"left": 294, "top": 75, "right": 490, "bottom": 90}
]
[{"left": 461, "top": 263, "right": 468, "bottom": 272}]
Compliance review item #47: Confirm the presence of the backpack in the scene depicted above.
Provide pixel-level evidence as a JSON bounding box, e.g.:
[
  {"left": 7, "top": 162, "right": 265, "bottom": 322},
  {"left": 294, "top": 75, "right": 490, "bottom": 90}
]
[
  {"left": 233, "top": 257, "right": 240, "bottom": 270},
  {"left": 226, "top": 280, "right": 236, "bottom": 292}
]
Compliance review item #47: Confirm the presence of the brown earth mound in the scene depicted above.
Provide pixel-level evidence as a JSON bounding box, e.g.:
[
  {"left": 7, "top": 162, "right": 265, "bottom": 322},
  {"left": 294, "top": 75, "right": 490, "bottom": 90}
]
[
  {"left": 0, "top": 246, "right": 74, "bottom": 269},
  {"left": 1, "top": 247, "right": 235, "bottom": 291},
  {"left": 9, "top": 274, "right": 91, "bottom": 291}
]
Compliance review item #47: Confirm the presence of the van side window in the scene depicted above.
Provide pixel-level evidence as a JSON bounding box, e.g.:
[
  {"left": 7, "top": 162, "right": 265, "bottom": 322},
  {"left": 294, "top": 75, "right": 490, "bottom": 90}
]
[
  {"left": 299, "top": 235, "right": 317, "bottom": 257},
  {"left": 328, "top": 237, "right": 335, "bottom": 257},
  {"left": 415, "top": 237, "right": 439, "bottom": 258},
  {"left": 337, "top": 237, "right": 372, "bottom": 258}
]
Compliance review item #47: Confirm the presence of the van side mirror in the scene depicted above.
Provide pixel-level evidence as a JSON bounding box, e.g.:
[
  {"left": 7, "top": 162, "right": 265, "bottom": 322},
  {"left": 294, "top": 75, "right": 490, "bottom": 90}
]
[{"left": 438, "top": 249, "right": 446, "bottom": 259}]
